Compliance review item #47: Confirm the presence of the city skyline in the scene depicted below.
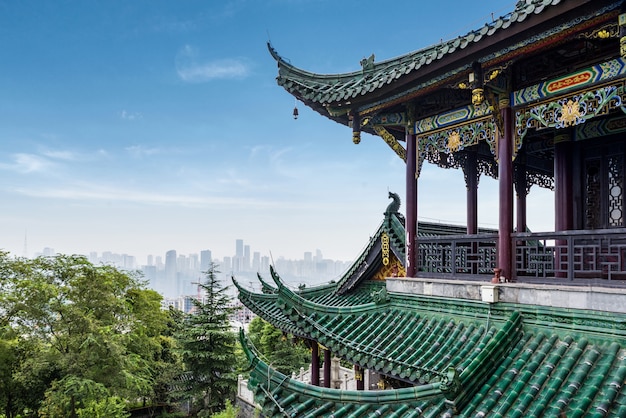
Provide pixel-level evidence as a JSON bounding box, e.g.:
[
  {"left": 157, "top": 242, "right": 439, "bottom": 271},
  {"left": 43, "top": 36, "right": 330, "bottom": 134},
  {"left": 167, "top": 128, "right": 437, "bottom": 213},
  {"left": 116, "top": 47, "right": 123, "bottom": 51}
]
[
  {"left": 31, "top": 237, "right": 351, "bottom": 298},
  {"left": 31, "top": 238, "right": 341, "bottom": 268}
]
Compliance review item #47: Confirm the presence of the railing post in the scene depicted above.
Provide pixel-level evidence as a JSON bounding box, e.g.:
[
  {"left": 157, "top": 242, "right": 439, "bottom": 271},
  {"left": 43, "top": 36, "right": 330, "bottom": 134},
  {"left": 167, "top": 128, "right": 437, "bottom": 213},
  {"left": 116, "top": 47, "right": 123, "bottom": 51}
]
[{"left": 568, "top": 235, "right": 574, "bottom": 280}]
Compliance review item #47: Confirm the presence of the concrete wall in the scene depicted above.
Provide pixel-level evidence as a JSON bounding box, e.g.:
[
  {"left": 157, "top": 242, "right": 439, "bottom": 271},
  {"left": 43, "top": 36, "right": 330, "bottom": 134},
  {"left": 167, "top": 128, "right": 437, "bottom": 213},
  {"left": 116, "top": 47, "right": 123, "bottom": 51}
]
[{"left": 387, "top": 277, "right": 626, "bottom": 314}]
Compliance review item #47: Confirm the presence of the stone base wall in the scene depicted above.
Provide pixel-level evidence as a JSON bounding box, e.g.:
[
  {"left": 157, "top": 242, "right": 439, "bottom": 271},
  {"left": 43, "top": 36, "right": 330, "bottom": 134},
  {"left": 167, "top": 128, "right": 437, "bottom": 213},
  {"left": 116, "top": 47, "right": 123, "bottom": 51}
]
[{"left": 387, "top": 277, "right": 626, "bottom": 314}]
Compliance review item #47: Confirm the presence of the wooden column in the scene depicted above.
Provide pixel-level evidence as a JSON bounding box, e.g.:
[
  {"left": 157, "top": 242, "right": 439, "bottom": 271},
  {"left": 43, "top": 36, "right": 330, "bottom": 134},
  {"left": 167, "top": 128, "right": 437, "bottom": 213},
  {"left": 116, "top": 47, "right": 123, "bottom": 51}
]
[
  {"left": 554, "top": 133, "right": 573, "bottom": 278},
  {"left": 515, "top": 166, "right": 528, "bottom": 234},
  {"left": 466, "top": 151, "right": 478, "bottom": 235},
  {"left": 406, "top": 129, "right": 418, "bottom": 277},
  {"left": 498, "top": 103, "right": 514, "bottom": 282},
  {"left": 310, "top": 341, "right": 320, "bottom": 386},
  {"left": 323, "top": 348, "right": 331, "bottom": 388},
  {"left": 554, "top": 133, "right": 573, "bottom": 232}
]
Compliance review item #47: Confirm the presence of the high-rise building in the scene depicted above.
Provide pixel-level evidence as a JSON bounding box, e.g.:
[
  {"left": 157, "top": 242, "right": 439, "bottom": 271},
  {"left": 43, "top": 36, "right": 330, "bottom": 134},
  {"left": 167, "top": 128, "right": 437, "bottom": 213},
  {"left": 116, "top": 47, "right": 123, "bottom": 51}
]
[
  {"left": 223, "top": 256, "right": 232, "bottom": 272},
  {"left": 252, "top": 251, "right": 260, "bottom": 272},
  {"left": 200, "top": 249, "right": 212, "bottom": 272},
  {"left": 165, "top": 250, "right": 177, "bottom": 282},
  {"left": 244, "top": 245, "right": 251, "bottom": 271},
  {"left": 235, "top": 239, "right": 244, "bottom": 258}
]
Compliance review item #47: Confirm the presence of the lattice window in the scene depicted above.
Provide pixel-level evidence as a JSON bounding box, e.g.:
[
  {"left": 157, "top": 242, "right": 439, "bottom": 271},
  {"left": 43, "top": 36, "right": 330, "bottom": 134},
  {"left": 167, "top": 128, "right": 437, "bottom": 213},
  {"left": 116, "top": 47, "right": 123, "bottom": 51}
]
[
  {"left": 608, "top": 155, "right": 624, "bottom": 227},
  {"left": 585, "top": 159, "right": 601, "bottom": 229}
]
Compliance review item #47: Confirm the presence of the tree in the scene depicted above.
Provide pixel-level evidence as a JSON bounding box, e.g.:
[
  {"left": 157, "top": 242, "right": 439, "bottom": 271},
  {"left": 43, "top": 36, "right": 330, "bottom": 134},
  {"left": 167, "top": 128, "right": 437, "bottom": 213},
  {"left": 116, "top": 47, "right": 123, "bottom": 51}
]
[
  {"left": 0, "top": 252, "right": 181, "bottom": 417},
  {"left": 176, "top": 263, "right": 238, "bottom": 416},
  {"left": 247, "top": 317, "right": 310, "bottom": 376}
]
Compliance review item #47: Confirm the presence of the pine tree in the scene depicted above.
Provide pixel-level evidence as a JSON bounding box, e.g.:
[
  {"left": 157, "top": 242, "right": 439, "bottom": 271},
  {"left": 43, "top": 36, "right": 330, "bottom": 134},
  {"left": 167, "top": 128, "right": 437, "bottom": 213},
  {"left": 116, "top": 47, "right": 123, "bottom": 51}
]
[{"left": 177, "top": 263, "right": 238, "bottom": 416}]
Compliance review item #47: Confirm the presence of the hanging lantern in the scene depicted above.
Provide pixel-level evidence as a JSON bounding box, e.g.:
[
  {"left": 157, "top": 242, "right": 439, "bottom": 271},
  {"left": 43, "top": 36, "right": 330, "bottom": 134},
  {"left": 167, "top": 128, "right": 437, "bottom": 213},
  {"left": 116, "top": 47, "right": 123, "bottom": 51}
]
[{"left": 293, "top": 105, "right": 299, "bottom": 119}]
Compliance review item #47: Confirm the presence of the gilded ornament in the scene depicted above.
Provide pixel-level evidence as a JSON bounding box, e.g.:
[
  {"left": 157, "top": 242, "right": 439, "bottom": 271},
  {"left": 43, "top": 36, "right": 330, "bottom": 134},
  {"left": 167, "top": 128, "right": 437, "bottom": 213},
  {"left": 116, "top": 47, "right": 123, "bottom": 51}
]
[
  {"left": 597, "top": 29, "right": 610, "bottom": 39},
  {"left": 471, "top": 88, "right": 484, "bottom": 106},
  {"left": 447, "top": 131, "right": 462, "bottom": 152},
  {"left": 559, "top": 99, "right": 581, "bottom": 127},
  {"left": 488, "top": 69, "right": 500, "bottom": 80},
  {"left": 352, "top": 131, "right": 361, "bottom": 144},
  {"left": 381, "top": 233, "right": 390, "bottom": 266}
]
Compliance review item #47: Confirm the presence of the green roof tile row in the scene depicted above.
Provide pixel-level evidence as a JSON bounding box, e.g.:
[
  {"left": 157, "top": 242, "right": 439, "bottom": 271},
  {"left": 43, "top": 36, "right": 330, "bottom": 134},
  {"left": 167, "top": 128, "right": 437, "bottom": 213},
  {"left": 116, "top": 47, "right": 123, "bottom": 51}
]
[{"left": 241, "top": 304, "right": 626, "bottom": 417}]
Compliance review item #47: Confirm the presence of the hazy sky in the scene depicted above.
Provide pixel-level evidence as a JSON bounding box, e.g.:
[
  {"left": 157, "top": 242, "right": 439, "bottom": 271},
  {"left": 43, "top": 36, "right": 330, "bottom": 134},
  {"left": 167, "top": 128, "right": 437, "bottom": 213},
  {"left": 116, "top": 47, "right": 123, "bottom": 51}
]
[{"left": 0, "top": 0, "right": 554, "bottom": 264}]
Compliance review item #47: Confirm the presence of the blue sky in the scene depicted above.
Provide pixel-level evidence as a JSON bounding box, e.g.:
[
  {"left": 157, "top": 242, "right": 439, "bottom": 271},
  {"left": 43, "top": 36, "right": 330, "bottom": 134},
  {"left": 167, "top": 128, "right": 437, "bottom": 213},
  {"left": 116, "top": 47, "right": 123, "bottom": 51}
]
[{"left": 0, "top": 0, "right": 553, "bottom": 264}]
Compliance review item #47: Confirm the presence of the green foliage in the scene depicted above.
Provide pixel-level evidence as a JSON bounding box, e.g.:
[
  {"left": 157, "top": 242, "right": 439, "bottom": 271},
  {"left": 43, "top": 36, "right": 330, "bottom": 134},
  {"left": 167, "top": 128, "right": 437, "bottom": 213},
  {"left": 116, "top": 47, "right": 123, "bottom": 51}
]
[
  {"left": 247, "top": 317, "right": 310, "bottom": 376},
  {"left": 176, "top": 263, "right": 239, "bottom": 416},
  {"left": 0, "top": 252, "right": 183, "bottom": 417},
  {"left": 38, "top": 376, "right": 129, "bottom": 418},
  {"left": 209, "top": 399, "right": 239, "bottom": 418}
]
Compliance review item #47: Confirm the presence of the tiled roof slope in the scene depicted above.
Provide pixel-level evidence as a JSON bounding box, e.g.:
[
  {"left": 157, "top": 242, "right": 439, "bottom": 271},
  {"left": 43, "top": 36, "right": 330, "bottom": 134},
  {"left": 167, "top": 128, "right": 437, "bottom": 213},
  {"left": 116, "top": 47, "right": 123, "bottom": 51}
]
[
  {"left": 269, "top": 0, "right": 603, "bottom": 108},
  {"left": 240, "top": 286, "right": 626, "bottom": 417},
  {"left": 233, "top": 267, "right": 385, "bottom": 338},
  {"left": 272, "top": 275, "right": 521, "bottom": 390}
]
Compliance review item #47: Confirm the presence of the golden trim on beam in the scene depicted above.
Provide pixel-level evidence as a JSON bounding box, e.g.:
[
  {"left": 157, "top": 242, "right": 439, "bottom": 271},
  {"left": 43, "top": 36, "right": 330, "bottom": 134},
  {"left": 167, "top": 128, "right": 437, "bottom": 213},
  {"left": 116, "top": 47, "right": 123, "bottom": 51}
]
[{"left": 372, "top": 125, "right": 407, "bottom": 162}]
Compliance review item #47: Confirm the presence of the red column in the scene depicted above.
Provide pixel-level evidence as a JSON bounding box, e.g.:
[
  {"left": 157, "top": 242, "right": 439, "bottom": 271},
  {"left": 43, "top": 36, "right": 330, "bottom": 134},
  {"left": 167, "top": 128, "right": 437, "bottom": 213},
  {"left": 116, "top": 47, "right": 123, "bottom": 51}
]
[
  {"left": 554, "top": 134, "right": 573, "bottom": 231},
  {"left": 498, "top": 104, "right": 514, "bottom": 282},
  {"left": 310, "top": 341, "right": 320, "bottom": 386},
  {"left": 406, "top": 130, "right": 418, "bottom": 277},
  {"left": 516, "top": 168, "right": 527, "bottom": 234},
  {"left": 466, "top": 151, "right": 478, "bottom": 235},
  {"left": 466, "top": 152, "right": 479, "bottom": 275},
  {"left": 554, "top": 133, "right": 573, "bottom": 278},
  {"left": 323, "top": 348, "right": 331, "bottom": 388}
]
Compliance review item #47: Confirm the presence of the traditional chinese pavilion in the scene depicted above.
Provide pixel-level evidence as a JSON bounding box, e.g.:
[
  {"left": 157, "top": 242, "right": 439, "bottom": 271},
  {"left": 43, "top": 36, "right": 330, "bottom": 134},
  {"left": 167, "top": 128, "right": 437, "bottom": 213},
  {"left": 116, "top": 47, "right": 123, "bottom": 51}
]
[{"left": 236, "top": 0, "right": 626, "bottom": 416}]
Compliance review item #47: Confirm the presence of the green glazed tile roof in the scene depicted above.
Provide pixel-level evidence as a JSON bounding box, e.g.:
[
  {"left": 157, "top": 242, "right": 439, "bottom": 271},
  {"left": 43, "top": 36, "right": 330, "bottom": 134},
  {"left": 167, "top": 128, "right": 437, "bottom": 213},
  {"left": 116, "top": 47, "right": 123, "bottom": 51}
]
[
  {"left": 233, "top": 267, "right": 385, "bottom": 338},
  {"left": 235, "top": 193, "right": 626, "bottom": 415},
  {"left": 269, "top": 0, "right": 575, "bottom": 107},
  {"left": 269, "top": 274, "right": 522, "bottom": 390},
  {"left": 239, "top": 289, "right": 626, "bottom": 417}
]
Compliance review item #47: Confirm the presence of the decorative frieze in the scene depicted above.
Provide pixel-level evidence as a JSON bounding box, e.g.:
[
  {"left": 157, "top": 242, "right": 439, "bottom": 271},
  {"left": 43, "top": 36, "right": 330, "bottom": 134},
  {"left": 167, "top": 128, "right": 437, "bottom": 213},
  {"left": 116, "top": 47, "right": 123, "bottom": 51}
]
[
  {"left": 515, "top": 81, "right": 626, "bottom": 148},
  {"left": 513, "top": 58, "right": 626, "bottom": 106}
]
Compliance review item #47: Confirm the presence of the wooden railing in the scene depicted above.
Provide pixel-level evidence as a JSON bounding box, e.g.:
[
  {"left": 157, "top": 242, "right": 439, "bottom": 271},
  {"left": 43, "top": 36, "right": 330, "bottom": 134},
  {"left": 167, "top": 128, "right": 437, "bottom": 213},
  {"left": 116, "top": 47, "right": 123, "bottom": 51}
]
[
  {"left": 513, "top": 229, "right": 626, "bottom": 281},
  {"left": 417, "top": 233, "right": 498, "bottom": 279},
  {"left": 416, "top": 229, "right": 626, "bottom": 282}
]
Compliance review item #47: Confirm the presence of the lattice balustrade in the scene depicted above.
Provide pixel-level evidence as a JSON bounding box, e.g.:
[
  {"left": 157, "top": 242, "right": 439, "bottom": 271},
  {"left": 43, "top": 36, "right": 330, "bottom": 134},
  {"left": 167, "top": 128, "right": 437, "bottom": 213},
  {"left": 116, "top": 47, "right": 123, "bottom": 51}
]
[
  {"left": 514, "top": 230, "right": 626, "bottom": 281},
  {"left": 417, "top": 234, "right": 498, "bottom": 277}
]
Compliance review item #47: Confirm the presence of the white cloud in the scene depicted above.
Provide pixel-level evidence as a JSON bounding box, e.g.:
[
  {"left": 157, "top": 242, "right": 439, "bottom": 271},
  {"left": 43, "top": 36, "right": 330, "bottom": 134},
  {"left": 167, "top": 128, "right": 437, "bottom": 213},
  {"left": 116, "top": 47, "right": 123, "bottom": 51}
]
[
  {"left": 119, "top": 110, "right": 143, "bottom": 120},
  {"left": 176, "top": 44, "right": 250, "bottom": 82},
  {"left": 125, "top": 145, "right": 161, "bottom": 158},
  {"left": 0, "top": 153, "right": 54, "bottom": 174},
  {"left": 41, "top": 150, "right": 77, "bottom": 161},
  {"left": 11, "top": 183, "right": 287, "bottom": 210}
]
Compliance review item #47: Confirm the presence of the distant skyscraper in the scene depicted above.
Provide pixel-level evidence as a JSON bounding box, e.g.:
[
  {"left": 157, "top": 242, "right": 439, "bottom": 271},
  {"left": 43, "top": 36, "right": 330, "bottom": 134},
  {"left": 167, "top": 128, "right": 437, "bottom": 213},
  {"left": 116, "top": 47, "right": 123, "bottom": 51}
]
[
  {"left": 189, "top": 253, "right": 199, "bottom": 272},
  {"left": 200, "top": 250, "right": 212, "bottom": 272},
  {"left": 252, "top": 251, "right": 260, "bottom": 272},
  {"left": 165, "top": 250, "right": 177, "bottom": 282},
  {"left": 236, "top": 239, "right": 244, "bottom": 258},
  {"left": 244, "top": 245, "right": 251, "bottom": 271},
  {"left": 223, "top": 256, "right": 232, "bottom": 272},
  {"left": 147, "top": 254, "right": 154, "bottom": 266}
]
